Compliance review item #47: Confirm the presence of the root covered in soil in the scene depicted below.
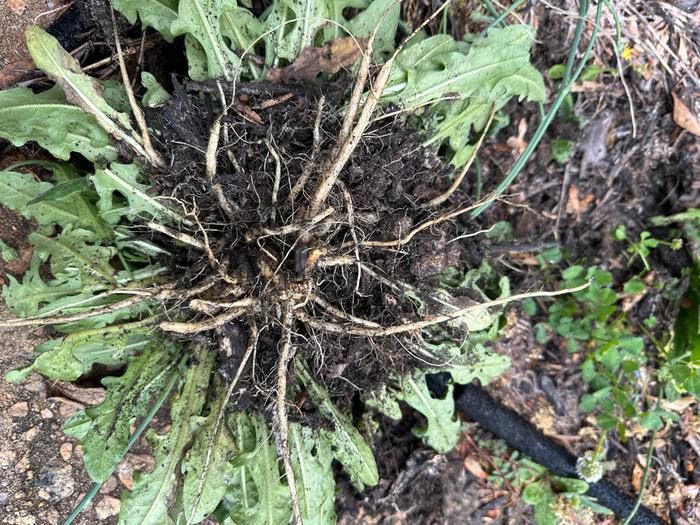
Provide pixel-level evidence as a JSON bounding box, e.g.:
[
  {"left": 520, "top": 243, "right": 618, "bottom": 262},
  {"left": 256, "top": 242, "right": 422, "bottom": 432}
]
[{"left": 147, "top": 76, "right": 481, "bottom": 410}]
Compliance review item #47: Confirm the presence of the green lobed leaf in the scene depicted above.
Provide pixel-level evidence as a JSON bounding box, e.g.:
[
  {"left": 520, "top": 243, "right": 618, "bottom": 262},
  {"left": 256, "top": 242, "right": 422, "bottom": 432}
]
[
  {"left": 264, "top": 0, "right": 329, "bottom": 65},
  {"left": 2, "top": 254, "right": 85, "bottom": 317},
  {"left": 7, "top": 319, "right": 155, "bottom": 383},
  {"left": 387, "top": 26, "right": 544, "bottom": 106},
  {"left": 29, "top": 228, "right": 118, "bottom": 286},
  {"left": 92, "top": 162, "right": 184, "bottom": 224},
  {"left": 65, "top": 341, "right": 177, "bottom": 481},
  {"left": 0, "top": 239, "right": 17, "bottom": 263},
  {"left": 289, "top": 423, "right": 336, "bottom": 525},
  {"left": 141, "top": 72, "right": 171, "bottom": 108},
  {"left": 396, "top": 373, "right": 461, "bottom": 453},
  {"left": 25, "top": 26, "right": 146, "bottom": 157},
  {"left": 385, "top": 26, "right": 544, "bottom": 167},
  {"left": 171, "top": 0, "right": 241, "bottom": 80},
  {"left": 184, "top": 35, "right": 210, "bottom": 81},
  {"left": 430, "top": 342, "right": 511, "bottom": 385},
  {"left": 119, "top": 346, "right": 216, "bottom": 525},
  {"left": 180, "top": 382, "right": 237, "bottom": 524},
  {"left": 0, "top": 87, "right": 116, "bottom": 162},
  {"left": 298, "top": 361, "right": 379, "bottom": 490},
  {"left": 112, "top": 0, "right": 180, "bottom": 42},
  {"left": 0, "top": 170, "right": 108, "bottom": 237},
  {"left": 223, "top": 412, "right": 292, "bottom": 525},
  {"left": 221, "top": 5, "right": 264, "bottom": 52},
  {"left": 346, "top": 0, "right": 400, "bottom": 59}
]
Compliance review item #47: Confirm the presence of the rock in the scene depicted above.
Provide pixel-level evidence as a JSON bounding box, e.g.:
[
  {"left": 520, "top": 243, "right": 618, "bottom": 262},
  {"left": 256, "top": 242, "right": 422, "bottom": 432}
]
[
  {"left": 0, "top": 450, "right": 17, "bottom": 469},
  {"left": 59, "top": 443, "right": 72, "bottom": 461},
  {"left": 8, "top": 402, "right": 28, "bottom": 417},
  {"left": 45, "top": 508, "right": 60, "bottom": 525},
  {"left": 39, "top": 409, "right": 53, "bottom": 419},
  {"left": 116, "top": 462, "right": 133, "bottom": 490},
  {"left": 35, "top": 463, "right": 74, "bottom": 502},
  {"left": 95, "top": 495, "right": 121, "bottom": 519},
  {"left": 23, "top": 374, "right": 45, "bottom": 394},
  {"left": 99, "top": 476, "right": 117, "bottom": 494},
  {"left": 5, "top": 511, "right": 36, "bottom": 525},
  {"left": 20, "top": 427, "right": 38, "bottom": 442},
  {"left": 0, "top": 491, "right": 8, "bottom": 505}
]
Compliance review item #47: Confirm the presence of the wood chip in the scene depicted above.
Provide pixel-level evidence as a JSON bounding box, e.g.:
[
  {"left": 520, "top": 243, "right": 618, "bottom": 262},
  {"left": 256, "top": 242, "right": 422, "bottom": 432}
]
[{"left": 565, "top": 185, "right": 595, "bottom": 221}]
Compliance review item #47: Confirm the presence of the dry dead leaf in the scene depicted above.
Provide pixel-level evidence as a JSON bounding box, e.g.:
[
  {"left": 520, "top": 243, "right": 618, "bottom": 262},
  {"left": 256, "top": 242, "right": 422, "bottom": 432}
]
[
  {"left": 661, "top": 396, "right": 696, "bottom": 413},
  {"left": 464, "top": 456, "right": 487, "bottom": 479},
  {"left": 52, "top": 381, "right": 106, "bottom": 405},
  {"left": 631, "top": 462, "right": 643, "bottom": 492},
  {"left": 566, "top": 185, "right": 595, "bottom": 221},
  {"left": 672, "top": 92, "right": 700, "bottom": 136},
  {"left": 267, "top": 37, "right": 364, "bottom": 83},
  {"left": 509, "top": 252, "right": 539, "bottom": 265}
]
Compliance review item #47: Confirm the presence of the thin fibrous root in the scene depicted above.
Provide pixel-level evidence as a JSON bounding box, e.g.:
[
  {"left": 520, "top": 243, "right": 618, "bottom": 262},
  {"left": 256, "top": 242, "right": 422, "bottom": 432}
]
[
  {"left": 274, "top": 305, "right": 303, "bottom": 525},
  {"left": 247, "top": 207, "right": 335, "bottom": 240},
  {"left": 341, "top": 201, "right": 485, "bottom": 250},
  {"left": 297, "top": 281, "right": 592, "bottom": 337},
  {"left": 206, "top": 117, "right": 222, "bottom": 182},
  {"left": 147, "top": 221, "right": 207, "bottom": 251},
  {"left": 308, "top": 57, "right": 394, "bottom": 216},
  {"left": 337, "top": 180, "right": 362, "bottom": 291},
  {"left": 110, "top": 8, "right": 163, "bottom": 167},
  {"left": 288, "top": 95, "right": 326, "bottom": 204},
  {"left": 311, "top": 293, "right": 381, "bottom": 328},
  {"left": 265, "top": 138, "right": 282, "bottom": 224}
]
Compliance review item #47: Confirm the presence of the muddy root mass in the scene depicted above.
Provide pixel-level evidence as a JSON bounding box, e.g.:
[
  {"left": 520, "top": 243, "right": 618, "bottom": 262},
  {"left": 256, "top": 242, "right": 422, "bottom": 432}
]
[{"left": 143, "top": 80, "right": 482, "bottom": 416}]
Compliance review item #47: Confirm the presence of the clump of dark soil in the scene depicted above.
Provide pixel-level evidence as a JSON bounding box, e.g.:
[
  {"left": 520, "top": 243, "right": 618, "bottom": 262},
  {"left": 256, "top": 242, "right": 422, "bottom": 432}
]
[{"left": 142, "top": 77, "right": 482, "bottom": 414}]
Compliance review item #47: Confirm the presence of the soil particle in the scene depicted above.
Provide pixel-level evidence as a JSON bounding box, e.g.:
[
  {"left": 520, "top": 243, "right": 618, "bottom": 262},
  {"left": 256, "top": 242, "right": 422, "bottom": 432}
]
[
  {"left": 0, "top": 304, "right": 120, "bottom": 525},
  {"left": 59, "top": 443, "right": 73, "bottom": 461}
]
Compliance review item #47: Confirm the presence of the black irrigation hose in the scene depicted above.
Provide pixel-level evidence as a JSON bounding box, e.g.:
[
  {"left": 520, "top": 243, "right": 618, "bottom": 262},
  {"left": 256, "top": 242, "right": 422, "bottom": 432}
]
[{"left": 455, "top": 384, "right": 668, "bottom": 525}]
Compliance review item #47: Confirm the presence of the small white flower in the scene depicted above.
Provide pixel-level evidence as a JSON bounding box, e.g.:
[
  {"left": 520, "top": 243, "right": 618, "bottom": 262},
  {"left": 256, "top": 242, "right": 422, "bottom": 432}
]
[{"left": 576, "top": 452, "right": 604, "bottom": 483}]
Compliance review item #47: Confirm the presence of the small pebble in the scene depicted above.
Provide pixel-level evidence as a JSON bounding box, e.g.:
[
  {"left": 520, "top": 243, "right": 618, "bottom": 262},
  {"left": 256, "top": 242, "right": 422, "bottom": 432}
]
[
  {"left": 39, "top": 409, "right": 53, "bottom": 419},
  {"left": 95, "top": 496, "right": 121, "bottom": 520},
  {"left": 99, "top": 476, "right": 118, "bottom": 494},
  {"left": 8, "top": 402, "right": 28, "bottom": 418},
  {"left": 59, "top": 443, "right": 73, "bottom": 461},
  {"left": 116, "top": 463, "right": 133, "bottom": 490},
  {"left": 35, "top": 464, "right": 74, "bottom": 502}
]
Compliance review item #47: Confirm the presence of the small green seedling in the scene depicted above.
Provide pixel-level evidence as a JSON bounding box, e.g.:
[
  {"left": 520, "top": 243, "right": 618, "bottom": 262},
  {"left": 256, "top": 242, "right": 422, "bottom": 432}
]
[
  {"left": 488, "top": 451, "right": 612, "bottom": 525},
  {"left": 613, "top": 225, "right": 682, "bottom": 271}
]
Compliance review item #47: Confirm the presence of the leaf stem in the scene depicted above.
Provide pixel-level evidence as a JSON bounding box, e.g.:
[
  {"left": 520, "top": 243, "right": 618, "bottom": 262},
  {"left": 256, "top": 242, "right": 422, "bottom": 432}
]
[
  {"left": 471, "top": 0, "right": 604, "bottom": 218},
  {"left": 621, "top": 428, "right": 657, "bottom": 525}
]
